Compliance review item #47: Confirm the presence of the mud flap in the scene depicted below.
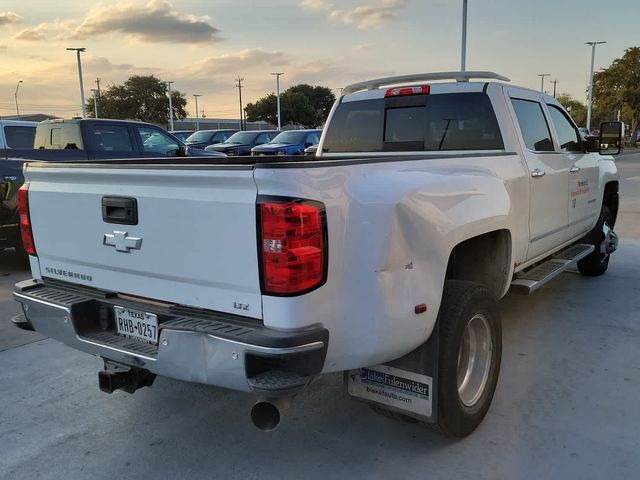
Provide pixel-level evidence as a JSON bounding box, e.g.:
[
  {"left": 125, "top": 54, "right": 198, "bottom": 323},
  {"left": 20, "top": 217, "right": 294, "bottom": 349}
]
[{"left": 345, "top": 321, "right": 439, "bottom": 423}]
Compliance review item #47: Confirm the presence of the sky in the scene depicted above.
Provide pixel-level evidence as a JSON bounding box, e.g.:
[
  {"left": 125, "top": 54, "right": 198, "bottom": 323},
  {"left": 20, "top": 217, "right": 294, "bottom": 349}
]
[{"left": 0, "top": 0, "right": 638, "bottom": 120}]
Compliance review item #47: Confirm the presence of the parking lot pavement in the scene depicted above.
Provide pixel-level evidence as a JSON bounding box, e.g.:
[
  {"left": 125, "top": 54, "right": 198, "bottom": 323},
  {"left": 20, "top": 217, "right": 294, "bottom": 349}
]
[
  {"left": 0, "top": 250, "right": 43, "bottom": 352},
  {"left": 1, "top": 154, "right": 639, "bottom": 479}
]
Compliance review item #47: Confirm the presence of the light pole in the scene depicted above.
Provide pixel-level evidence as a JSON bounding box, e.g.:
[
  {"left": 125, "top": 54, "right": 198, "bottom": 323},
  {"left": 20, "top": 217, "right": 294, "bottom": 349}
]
[
  {"left": 67, "top": 47, "right": 87, "bottom": 118},
  {"left": 166, "top": 81, "right": 175, "bottom": 131},
  {"left": 90, "top": 88, "right": 99, "bottom": 118},
  {"left": 235, "top": 77, "right": 244, "bottom": 130},
  {"left": 586, "top": 41, "right": 606, "bottom": 131},
  {"left": 551, "top": 79, "right": 559, "bottom": 98},
  {"left": 461, "top": 0, "right": 468, "bottom": 72},
  {"left": 538, "top": 73, "right": 550, "bottom": 93},
  {"left": 270, "top": 72, "right": 284, "bottom": 130},
  {"left": 193, "top": 94, "right": 202, "bottom": 131},
  {"left": 14, "top": 80, "right": 23, "bottom": 119}
]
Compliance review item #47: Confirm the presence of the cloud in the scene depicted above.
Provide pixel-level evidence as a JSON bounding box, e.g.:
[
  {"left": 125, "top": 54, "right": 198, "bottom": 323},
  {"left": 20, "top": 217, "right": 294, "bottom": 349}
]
[
  {"left": 303, "top": 0, "right": 408, "bottom": 29},
  {"left": 84, "top": 56, "right": 139, "bottom": 73},
  {"left": 184, "top": 48, "right": 291, "bottom": 78},
  {"left": 69, "top": 0, "right": 221, "bottom": 43},
  {"left": 0, "top": 44, "right": 7, "bottom": 51},
  {"left": 0, "top": 11, "right": 22, "bottom": 27},
  {"left": 13, "top": 23, "right": 48, "bottom": 41},
  {"left": 13, "top": 19, "right": 74, "bottom": 41},
  {"left": 301, "top": 0, "right": 332, "bottom": 11}
]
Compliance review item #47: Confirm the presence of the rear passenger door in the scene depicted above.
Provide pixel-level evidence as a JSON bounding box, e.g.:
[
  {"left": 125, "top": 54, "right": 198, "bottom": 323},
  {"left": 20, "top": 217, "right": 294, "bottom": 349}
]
[
  {"left": 545, "top": 103, "right": 600, "bottom": 238},
  {"left": 507, "top": 89, "right": 572, "bottom": 261}
]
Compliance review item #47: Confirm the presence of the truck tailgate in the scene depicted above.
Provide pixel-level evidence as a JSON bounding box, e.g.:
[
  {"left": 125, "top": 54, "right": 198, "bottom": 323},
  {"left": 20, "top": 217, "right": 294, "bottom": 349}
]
[{"left": 25, "top": 164, "right": 262, "bottom": 319}]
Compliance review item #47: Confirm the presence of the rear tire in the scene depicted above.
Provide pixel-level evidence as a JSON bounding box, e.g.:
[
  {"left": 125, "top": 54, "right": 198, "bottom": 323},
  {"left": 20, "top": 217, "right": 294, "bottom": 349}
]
[
  {"left": 577, "top": 206, "right": 613, "bottom": 277},
  {"left": 437, "top": 280, "right": 502, "bottom": 437}
]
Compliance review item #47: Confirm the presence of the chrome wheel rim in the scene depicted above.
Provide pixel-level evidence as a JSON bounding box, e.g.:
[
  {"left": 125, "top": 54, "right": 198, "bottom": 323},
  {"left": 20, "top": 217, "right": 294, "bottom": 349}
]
[
  {"left": 599, "top": 222, "right": 617, "bottom": 261},
  {"left": 457, "top": 314, "right": 493, "bottom": 407}
]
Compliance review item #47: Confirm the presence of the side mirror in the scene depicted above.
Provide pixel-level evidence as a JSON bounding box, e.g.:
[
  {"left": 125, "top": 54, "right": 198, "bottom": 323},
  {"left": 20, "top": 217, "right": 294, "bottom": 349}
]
[{"left": 599, "top": 121, "right": 623, "bottom": 155}]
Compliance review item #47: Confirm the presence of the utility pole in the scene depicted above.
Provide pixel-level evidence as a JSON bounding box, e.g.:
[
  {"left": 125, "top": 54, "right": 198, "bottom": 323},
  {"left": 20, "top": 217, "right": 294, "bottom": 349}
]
[
  {"left": 193, "top": 94, "right": 202, "bottom": 131},
  {"left": 95, "top": 77, "right": 101, "bottom": 96},
  {"left": 14, "top": 80, "right": 23, "bottom": 119},
  {"left": 235, "top": 76, "right": 244, "bottom": 130},
  {"left": 538, "top": 73, "right": 550, "bottom": 93},
  {"left": 90, "top": 89, "right": 99, "bottom": 118},
  {"left": 67, "top": 47, "right": 87, "bottom": 118},
  {"left": 586, "top": 41, "right": 606, "bottom": 131},
  {"left": 461, "top": 0, "right": 468, "bottom": 72},
  {"left": 166, "top": 81, "right": 175, "bottom": 131},
  {"left": 551, "top": 80, "right": 559, "bottom": 98},
  {"left": 270, "top": 72, "right": 284, "bottom": 130}
]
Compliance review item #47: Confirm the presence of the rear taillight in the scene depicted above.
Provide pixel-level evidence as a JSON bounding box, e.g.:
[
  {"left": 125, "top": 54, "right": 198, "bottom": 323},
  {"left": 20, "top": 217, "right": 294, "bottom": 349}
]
[
  {"left": 17, "top": 184, "right": 36, "bottom": 256},
  {"left": 385, "top": 85, "right": 430, "bottom": 97},
  {"left": 258, "top": 197, "right": 327, "bottom": 295}
]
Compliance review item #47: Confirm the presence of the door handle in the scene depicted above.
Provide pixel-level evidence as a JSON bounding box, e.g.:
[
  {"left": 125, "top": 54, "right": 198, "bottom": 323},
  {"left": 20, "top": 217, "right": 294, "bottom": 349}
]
[
  {"left": 569, "top": 165, "right": 580, "bottom": 173},
  {"left": 531, "top": 168, "right": 546, "bottom": 178}
]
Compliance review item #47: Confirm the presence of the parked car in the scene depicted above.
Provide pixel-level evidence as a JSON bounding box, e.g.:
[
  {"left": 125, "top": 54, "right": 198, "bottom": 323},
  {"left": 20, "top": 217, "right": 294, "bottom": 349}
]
[
  {"left": 1, "top": 118, "right": 222, "bottom": 255},
  {"left": 205, "top": 130, "right": 279, "bottom": 155},
  {"left": 0, "top": 120, "right": 38, "bottom": 254},
  {"left": 251, "top": 129, "right": 322, "bottom": 156},
  {"left": 29, "top": 119, "right": 224, "bottom": 159},
  {"left": 184, "top": 129, "right": 238, "bottom": 149},
  {"left": 12, "top": 72, "right": 621, "bottom": 438},
  {"left": 170, "top": 130, "right": 195, "bottom": 142}
]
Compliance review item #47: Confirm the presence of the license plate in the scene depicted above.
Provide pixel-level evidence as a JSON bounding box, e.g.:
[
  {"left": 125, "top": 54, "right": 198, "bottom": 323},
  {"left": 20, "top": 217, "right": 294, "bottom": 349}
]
[{"left": 114, "top": 306, "right": 158, "bottom": 344}]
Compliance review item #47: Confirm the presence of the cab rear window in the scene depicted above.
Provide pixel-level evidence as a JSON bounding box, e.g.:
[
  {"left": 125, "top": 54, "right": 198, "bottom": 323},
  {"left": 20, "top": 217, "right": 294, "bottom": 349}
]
[{"left": 323, "top": 92, "right": 503, "bottom": 153}]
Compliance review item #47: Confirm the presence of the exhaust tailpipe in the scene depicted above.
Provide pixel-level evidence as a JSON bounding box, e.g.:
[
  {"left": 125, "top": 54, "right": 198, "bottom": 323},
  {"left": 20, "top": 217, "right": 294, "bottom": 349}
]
[{"left": 250, "top": 397, "right": 291, "bottom": 431}]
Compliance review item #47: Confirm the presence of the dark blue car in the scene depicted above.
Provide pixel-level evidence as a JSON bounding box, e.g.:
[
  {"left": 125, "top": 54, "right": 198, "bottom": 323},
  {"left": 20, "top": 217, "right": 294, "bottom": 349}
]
[{"left": 251, "top": 129, "right": 322, "bottom": 156}]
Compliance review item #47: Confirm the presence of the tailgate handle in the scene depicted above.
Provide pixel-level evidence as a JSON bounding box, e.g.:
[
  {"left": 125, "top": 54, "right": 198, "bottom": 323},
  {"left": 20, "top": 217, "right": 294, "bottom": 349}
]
[{"left": 102, "top": 196, "right": 138, "bottom": 225}]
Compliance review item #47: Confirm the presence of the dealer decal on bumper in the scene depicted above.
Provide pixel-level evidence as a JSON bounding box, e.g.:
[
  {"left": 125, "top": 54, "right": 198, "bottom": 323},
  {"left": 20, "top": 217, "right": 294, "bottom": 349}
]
[{"left": 347, "top": 364, "right": 432, "bottom": 417}]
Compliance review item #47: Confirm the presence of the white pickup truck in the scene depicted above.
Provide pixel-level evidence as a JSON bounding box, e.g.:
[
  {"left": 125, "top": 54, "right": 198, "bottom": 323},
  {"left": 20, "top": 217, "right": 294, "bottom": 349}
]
[{"left": 13, "top": 72, "right": 621, "bottom": 437}]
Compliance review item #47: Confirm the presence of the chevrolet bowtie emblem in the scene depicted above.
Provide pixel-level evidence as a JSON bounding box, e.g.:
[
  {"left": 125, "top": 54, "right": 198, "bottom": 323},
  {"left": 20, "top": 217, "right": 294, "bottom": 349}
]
[{"left": 103, "top": 231, "right": 142, "bottom": 253}]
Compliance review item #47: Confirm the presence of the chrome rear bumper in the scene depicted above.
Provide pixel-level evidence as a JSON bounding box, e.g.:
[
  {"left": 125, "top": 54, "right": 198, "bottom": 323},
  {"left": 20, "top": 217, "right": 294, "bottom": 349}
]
[{"left": 14, "top": 279, "right": 328, "bottom": 393}]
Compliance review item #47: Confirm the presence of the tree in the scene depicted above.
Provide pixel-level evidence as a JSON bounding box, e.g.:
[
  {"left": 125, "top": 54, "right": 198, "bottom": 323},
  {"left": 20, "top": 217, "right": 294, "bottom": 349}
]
[
  {"left": 245, "top": 84, "right": 335, "bottom": 128},
  {"left": 556, "top": 94, "right": 587, "bottom": 126},
  {"left": 592, "top": 47, "right": 640, "bottom": 145},
  {"left": 87, "top": 75, "right": 187, "bottom": 127}
]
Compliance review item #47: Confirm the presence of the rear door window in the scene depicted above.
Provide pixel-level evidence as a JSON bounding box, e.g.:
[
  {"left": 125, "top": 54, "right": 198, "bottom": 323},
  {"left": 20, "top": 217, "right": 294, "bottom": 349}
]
[
  {"left": 3, "top": 126, "right": 36, "bottom": 148},
  {"left": 511, "top": 99, "right": 554, "bottom": 151},
  {"left": 87, "top": 124, "right": 134, "bottom": 153},
  {"left": 322, "top": 92, "right": 503, "bottom": 153}
]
